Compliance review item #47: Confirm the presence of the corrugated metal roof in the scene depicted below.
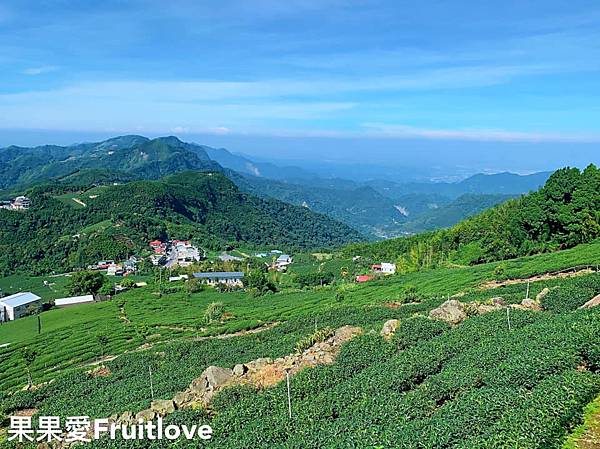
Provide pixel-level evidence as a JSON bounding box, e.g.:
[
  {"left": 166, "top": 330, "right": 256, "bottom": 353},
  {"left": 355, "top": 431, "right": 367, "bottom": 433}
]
[
  {"left": 54, "top": 295, "right": 94, "bottom": 306},
  {"left": 193, "top": 271, "right": 244, "bottom": 279},
  {"left": 0, "top": 292, "right": 41, "bottom": 308}
]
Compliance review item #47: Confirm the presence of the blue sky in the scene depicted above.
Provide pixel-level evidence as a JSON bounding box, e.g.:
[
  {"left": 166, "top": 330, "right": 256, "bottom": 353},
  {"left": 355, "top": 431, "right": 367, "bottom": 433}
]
[{"left": 1, "top": 0, "right": 600, "bottom": 171}]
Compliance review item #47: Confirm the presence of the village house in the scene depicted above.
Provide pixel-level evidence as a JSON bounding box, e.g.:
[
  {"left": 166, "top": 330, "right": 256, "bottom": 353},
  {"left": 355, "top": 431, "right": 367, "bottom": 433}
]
[
  {"left": 149, "top": 240, "right": 167, "bottom": 255},
  {"left": 150, "top": 254, "right": 166, "bottom": 266},
  {"left": 273, "top": 254, "right": 293, "bottom": 271},
  {"left": 356, "top": 275, "right": 372, "bottom": 283},
  {"left": 54, "top": 295, "right": 95, "bottom": 308},
  {"left": 96, "top": 260, "right": 115, "bottom": 270},
  {"left": 0, "top": 292, "right": 41, "bottom": 321},
  {"left": 169, "top": 274, "right": 189, "bottom": 282},
  {"left": 107, "top": 263, "right": 124, "bottom": 276},
  {"left": 12, "top": 196, "right": 31, "bottom": 210},
  {"left": 372, "top": 263, "right": 397, "bottom": 275},
  {"left": 218, "top": 252, "right": 244, "bottom": 262},
  {"left": 193, "top": 272, "right": 244, "bottom": 287}
]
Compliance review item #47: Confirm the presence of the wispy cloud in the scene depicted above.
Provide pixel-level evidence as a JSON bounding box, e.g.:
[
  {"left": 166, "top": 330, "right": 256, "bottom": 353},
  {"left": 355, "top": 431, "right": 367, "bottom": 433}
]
[
  {"left": 22, "top": 65, "right": 59, "bottom": 75},
  {"left": 358, "top": 123, "right": 600, "bottom": 143}
]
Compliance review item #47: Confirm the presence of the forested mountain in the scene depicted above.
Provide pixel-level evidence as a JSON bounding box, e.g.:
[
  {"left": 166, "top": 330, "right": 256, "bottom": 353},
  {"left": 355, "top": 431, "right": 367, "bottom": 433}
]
[
  {"left": 366, "top": 171, "right": 552, "bottom": 200},
  {"left": 0, "top": 172, "right": 363, "bottom": 275},
  {"left": 0, "top": 135, "right": 551, "bottom": 238},
  {"left": 0, "top": 135, "right": 220, "bottom": 190},
  {"left": 230, "top": 173, "right": 407, "bottom": 238},
  {"left": 345, "top": 165, "right": 600, "bottom": 271},
  {"left": 398, "top": 193, "right": 516, "bottom": 233}
]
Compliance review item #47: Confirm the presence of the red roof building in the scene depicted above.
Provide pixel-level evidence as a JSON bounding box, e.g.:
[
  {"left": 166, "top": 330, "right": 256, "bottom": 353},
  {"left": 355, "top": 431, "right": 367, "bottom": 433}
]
[
  {"left": 356, "top": 275, "right": 372, "bottom": 283},
  {"left": 149, "top": 240, "right": 163, "bottom": 248}
]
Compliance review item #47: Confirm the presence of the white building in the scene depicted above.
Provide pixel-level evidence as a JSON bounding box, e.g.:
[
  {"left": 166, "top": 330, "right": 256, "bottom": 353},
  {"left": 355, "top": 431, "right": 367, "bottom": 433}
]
[
  {"left": 169, "top": 274, "right": 189, "bottom": 282},
  {"left": 0, "top": 292, "right": 41, "bottom": 321},
  {"left": 12, "top": 196, "right": 31, "bottom": 210},
  {"left": 381, "top": 263, "right": 396, "bottom": 274},
  {"left": 193, "top": 272, "right": 244, "bottom": 287},
  {"left": 54, "top": 295, "right": 94, "bottom": 308},
  {"left": 273, "top": 254, "right": 293, "bottom": 271}
]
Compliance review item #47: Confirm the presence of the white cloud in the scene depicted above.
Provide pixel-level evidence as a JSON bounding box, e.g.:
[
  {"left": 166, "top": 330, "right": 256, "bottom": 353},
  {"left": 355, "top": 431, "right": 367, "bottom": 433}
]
[
  {"left": 22, "top": 65, "right": 58, "bottom": 75},
  {"left": 359, "top": 123, "right": 600, "bottom": 143}
]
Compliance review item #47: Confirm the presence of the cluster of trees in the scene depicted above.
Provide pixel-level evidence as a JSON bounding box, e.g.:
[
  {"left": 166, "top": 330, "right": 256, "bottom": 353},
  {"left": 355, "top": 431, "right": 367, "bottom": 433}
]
[
  {"left": 345, "top": 165, "right": 600, "bottom": 272},
  {"left": 295, "top": 271, "right": 336, "bottom": 288}
]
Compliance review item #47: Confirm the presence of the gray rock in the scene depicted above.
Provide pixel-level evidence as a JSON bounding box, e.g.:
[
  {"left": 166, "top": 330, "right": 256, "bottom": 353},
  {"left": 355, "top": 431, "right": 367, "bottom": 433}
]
[
  {"left": 429, "top": 300, "right": 468, "bottom": 325},
  {"left": 151, "top": 399, "right": 176, "bottom": 415},
  {"left": 135, "top": 409, "right": 156, "bottom": 422},
  {"left": 252, "top": 358, "right": 273, "bottom": 369},
  {"left": 189, "top": 376, "right": 208, "bottom": 394},
  {"left": 521, "top": 298, "right": 543, "bottom": 311},
  {"left": 535, "top": 287, "right": 550, "bottom": 301},
  {"left": 174, "top": 391, "right": 192, "bottom": 407},
  {"left": 233, "top": 364, "right": 247, "bottom": 376},
  {"left": 202, "top": 366, "right": 233, "bottom": 389},
  {"left": 380, "top": 319, "right": 401, "bottom": 339},
  {"left": 333, "top": 325, "right": 362, "bottom": 342},
  {"left": 491, "top": 297, "right": 507, "bottom": 306},
  {"left": 119, "top": 411, "right": 133, "bottom": 424},
  {"left": 477, "top": 304, "right": 500, "bottom": 314}
]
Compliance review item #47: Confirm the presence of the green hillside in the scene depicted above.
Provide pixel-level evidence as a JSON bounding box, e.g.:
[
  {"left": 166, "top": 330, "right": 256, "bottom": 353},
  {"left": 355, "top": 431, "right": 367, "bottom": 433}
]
[
  {"left": 399, "top": 193, "right": 516, "bottom": 233},
  {"left": 0, "top": 136, "right": 220, "bottom": 190},
  {"left": 345, "top": 165, "right": 600, "bottom": 270},
  {"left": 0, "top": 171, "right": 363, "bottom": 275},
  {"left": 232, "top": 173, "right": 407, "bottom": 238},
  {"left": 0, "top": 241, "right": 599, "bottom": 448}
]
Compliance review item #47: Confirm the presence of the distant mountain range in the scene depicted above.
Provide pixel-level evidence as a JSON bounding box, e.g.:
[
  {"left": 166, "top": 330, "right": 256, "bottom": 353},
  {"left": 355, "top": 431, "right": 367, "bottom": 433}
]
[
  {"left": 0, "top": 136, "right": 553, "bottom": 238},
  {"left": 365, "top": 171, "right": 553, "bottom": 200}
]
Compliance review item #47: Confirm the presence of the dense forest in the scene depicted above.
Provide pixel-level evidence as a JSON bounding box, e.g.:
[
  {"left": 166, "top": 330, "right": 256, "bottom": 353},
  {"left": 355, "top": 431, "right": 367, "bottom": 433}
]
[
  {"left": 345, "top": 165, "right": 600, "bottom": 271},
  {"left": 0, "top": 135, "right": 220, "bottom": 190},
  {"left": 0, "top": 172, "right": 363, "bottom": 275}
]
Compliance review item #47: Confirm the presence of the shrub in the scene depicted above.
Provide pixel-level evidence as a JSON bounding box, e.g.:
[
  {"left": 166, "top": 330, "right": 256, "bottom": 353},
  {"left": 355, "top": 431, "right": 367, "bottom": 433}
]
[
  {"left": 204, "top": 302, "right": 225, "bottom": 324},
  {"left": 295, "top": 327, "right": 335, "bottom": 353}
]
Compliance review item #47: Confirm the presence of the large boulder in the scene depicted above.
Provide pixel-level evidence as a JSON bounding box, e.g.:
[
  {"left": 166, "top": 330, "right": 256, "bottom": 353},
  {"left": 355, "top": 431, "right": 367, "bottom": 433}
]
[
  {"left": 429, "top": 300, "right": 467, "bottom": 325},
  {"left": 332, "top": 326, "right": 362, "bottom": 343},
  {"left": 189, "top": 376, "right": 208, "bottom": 395},
  {"left": 173, "top": 391, "right": 193, "bottom": 407},
  {"left": 135, "top": 409, "right": 156, "bottom": 422},
  {"left": 580, "top": 294, "right": 600, "bottom": 309},
  {"left": 233, "top": 364, "right": 247, "bottom": 376},
  {"left": 520, "top": 298, "right": 543, "bottom": 311},
  {"left": 202, "top": 366, "right": 233, "bottom": 390},
  {"left": 490, "top": 297, "right": 507, "bottom": 307},
  {"left": 151, "top": 399, "right": 176, "bottom": 415},
  {"left": 380, "top": 319, "right": 401, "bottom": 339}
]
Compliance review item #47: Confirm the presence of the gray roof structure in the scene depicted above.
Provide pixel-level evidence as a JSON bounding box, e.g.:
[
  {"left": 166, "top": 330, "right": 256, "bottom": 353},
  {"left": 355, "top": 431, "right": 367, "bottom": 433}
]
[
  {"left": 0, "top": 292, "right": 41, "bottom": 308},
  {"left": 193, "top": 271, "right": 244, "bottom": 279}
]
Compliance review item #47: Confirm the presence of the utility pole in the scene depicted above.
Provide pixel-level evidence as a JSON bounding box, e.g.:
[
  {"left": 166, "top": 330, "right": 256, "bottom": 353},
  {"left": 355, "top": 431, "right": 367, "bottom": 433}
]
[
  {"left": 506, "top": 308, "right": 512, "bottom": 331},
  {"left": 149, "top": 365, "right": 155, "bottom": 401},
  {"left": 526, "top": 280, "right": 530, "bottom": 300},
  {"left": 285, "top": 368, "right": 292, "bottom": 419}
]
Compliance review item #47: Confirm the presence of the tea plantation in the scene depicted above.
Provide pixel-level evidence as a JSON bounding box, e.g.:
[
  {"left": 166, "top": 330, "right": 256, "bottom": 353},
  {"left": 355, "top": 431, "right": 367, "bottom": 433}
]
[{"left": 1, "top": 242, "right": 600, "bottom": 448}]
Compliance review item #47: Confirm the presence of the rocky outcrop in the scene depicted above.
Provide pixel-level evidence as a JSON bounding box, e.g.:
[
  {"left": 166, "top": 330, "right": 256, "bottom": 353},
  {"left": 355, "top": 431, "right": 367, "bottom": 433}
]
[
  {"left": 519, "top": 298, "right": 543, "bottom": 311},
  {"left": 536, "top": 287, "right": 550, "bottom": 301},
  {"left": 164, "top": 325, "right": 362, "bottom": 410},
  {"left": 380, "top": 319, "right": 401, "bottom": 339},
  {"left": 429, "top": 300, "right": 468, "bottom": 325},
  {"left": 580, "top": 293, "right": 600, "bottom": 309},
  {"left": 151, "top": 399, "right": 175, "bottom": 415},
  {"left": 203, "top": 366, "right": 233, "bottom": 389}
]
